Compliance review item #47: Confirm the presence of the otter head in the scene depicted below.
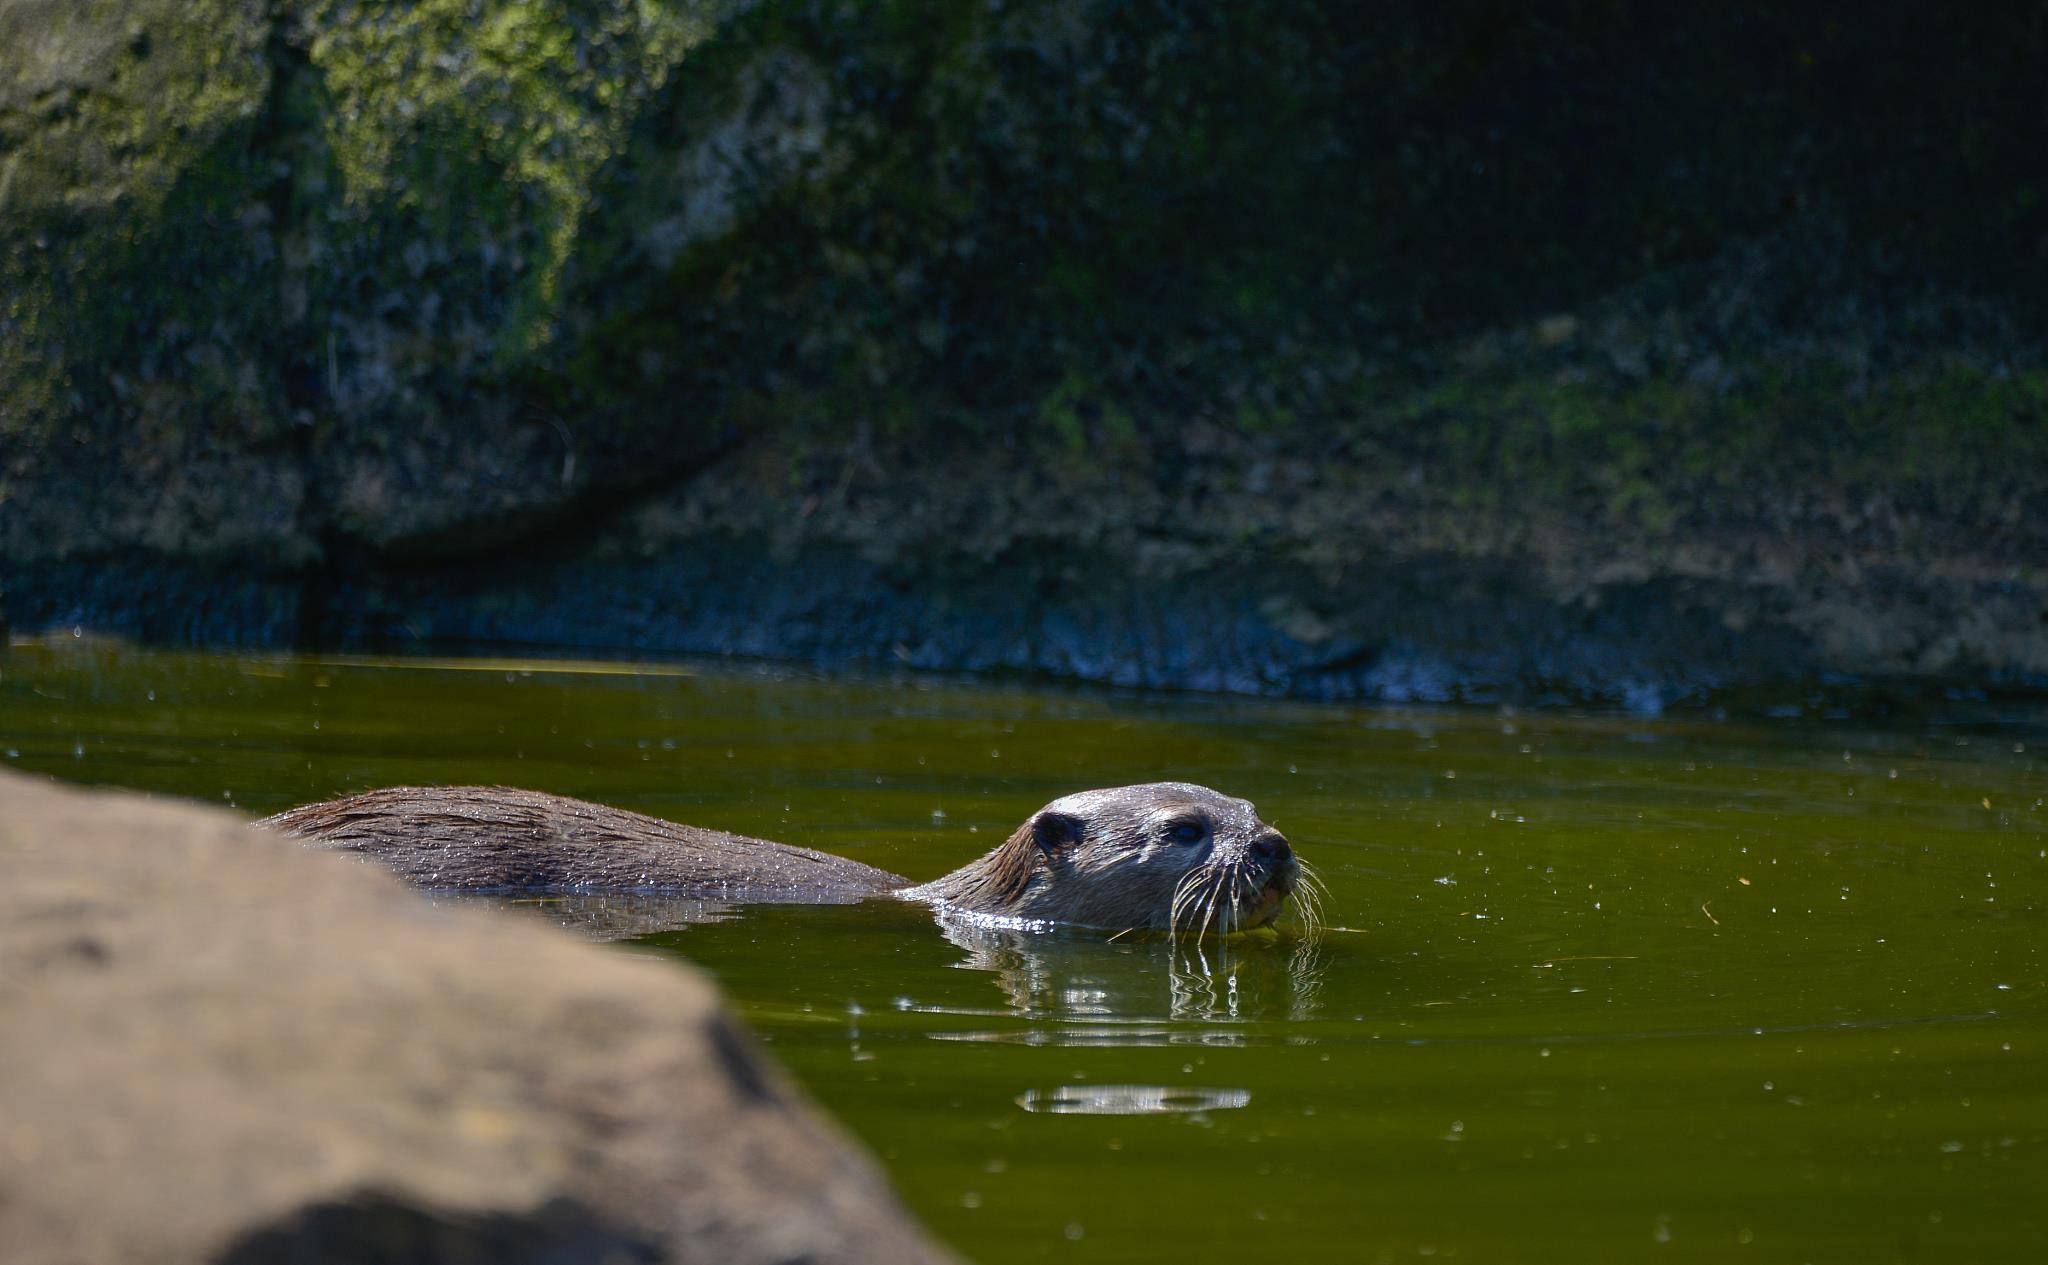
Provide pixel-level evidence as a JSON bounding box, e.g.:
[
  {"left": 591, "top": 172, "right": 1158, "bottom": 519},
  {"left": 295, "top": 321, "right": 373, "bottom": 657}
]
[{"left": 913, "top": 782, "right": 1303, "bottom": 936}]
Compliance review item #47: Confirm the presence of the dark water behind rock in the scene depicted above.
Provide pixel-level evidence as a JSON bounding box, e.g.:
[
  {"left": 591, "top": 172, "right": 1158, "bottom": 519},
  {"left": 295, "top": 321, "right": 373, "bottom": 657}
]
[{"left": 3, "top": 638, "right": 2044, "bottom": 1261}]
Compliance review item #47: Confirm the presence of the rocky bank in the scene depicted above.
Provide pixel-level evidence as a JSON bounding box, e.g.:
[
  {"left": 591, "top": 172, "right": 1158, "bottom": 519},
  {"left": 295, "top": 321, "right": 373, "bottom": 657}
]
[{"left": 4, "top": 2, "right": 2046, "bottom": 707}]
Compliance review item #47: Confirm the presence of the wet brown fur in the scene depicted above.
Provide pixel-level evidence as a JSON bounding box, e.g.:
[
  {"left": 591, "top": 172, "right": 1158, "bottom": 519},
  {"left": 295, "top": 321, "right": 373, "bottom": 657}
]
[
  {"left": 262, "top": 785, "right": 906, "bottom": 901},
  {"left": 924, "top": 820, "right": 1039, "bottom": 908}
]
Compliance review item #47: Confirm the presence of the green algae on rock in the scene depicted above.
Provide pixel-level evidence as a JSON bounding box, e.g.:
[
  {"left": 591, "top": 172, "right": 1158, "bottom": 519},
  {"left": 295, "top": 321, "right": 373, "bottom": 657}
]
[{"left": 3, "top": 2, "right": 2046, "bottom": 703}]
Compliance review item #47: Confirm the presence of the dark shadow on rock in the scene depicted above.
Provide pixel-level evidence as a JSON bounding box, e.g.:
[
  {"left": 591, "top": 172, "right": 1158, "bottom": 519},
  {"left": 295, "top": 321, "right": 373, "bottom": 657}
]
[{"left": 215, "top": 1193, "right": 660, "bottom": 1265}]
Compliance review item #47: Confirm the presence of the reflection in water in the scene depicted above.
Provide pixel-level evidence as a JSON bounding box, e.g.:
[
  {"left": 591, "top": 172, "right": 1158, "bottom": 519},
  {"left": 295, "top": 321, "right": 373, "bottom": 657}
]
[
  {"left": 930, "top": 1027, "right": 1212, "bottom": 1048},
  {"left": 436, "top": 891, "right": 741, "bottom": 939},
  {"left": 1016, "top": 1085, "right": 1251, "bottom": 1115},
  {"left": 929, "top": 908, "right": 1326, "bottom": 1027}
]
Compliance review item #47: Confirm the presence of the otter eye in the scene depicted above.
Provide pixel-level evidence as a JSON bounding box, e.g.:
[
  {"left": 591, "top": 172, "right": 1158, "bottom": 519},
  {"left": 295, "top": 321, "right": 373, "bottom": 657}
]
[{"left": 1166, "top": 820, "right": 1205, "bottom": 845}]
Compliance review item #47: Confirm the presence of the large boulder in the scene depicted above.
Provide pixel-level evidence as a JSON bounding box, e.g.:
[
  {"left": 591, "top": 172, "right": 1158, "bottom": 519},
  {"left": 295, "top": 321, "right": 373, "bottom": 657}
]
[{"left": 0, "top": 769, "right": 954, "bottom": 1264}]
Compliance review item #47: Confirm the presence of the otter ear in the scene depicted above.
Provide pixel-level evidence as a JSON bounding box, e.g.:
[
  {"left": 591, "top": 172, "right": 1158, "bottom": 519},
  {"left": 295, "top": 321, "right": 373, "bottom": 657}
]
[{"left": 1030, "top": 811, "right": 1083, "bottom": 857}]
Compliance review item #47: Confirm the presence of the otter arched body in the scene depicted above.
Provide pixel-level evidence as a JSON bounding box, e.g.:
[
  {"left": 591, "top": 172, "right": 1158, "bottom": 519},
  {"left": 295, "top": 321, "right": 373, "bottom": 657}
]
[
  {"left": 260, "top": 786, "right": 906, "bottom": 903},
  {"left": 262, "top": 782, "right": 1306, "bottom": 935}
]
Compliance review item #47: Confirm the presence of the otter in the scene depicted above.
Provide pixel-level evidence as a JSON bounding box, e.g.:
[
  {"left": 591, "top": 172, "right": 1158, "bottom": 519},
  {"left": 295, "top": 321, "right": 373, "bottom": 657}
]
[
  {"left": 260, "top": 782, "right": 1315, "bottom": 937},
  {"left": 902, "top": 782, "right": 1306, "bottom": 935}
]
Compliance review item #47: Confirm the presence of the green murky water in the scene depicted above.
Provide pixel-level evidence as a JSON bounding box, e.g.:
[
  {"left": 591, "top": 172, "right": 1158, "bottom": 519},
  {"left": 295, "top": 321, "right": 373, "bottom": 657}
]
[{"left": 4, "top": 638, "right": 2045, "bottom": 1262}]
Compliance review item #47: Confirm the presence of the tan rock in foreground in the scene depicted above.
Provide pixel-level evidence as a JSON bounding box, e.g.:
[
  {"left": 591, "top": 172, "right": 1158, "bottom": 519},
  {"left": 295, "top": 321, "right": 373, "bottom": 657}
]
[{"left": 0, "top": 770, "right": 954, "bottom": 1265}]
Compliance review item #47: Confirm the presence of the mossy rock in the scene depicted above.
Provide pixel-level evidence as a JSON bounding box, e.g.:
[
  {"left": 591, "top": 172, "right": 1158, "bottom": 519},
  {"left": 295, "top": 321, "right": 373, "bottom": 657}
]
[
  {"left": 0, "top": 0, "right": 721, "bottom": 561},
  {"left": 0, "top": 0, "right": 292, "bottom": 562}
]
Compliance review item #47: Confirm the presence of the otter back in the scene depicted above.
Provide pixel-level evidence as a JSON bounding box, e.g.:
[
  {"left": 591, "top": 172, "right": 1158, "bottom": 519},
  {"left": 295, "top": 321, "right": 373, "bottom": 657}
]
[{"left": 261, "top": 786, "right": 907, "bottom": 902}]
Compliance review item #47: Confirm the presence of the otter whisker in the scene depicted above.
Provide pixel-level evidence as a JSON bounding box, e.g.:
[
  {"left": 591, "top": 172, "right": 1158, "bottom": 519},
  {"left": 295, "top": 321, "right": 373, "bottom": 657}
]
[
  {"left": 1288, "top": 862, "right": 1330, "bottom": 939},
  {"left": 1169, "top": 868, "right": 1209, "bottom": 945},
  {"left": 1299, "top": 858, "right": 1328, "bottom": 892},
  {"left": 1303, "top": 862, "right": 1333, "bottom": 917},
  {"left": 1297, "top": 893, "right": 1325, "bottom": 938},
  {"left": 1187, "top": 867, "right": 1212, "bottom": 937},
  {"left": 1293, "top": 869, "right": 1321, "bottom": 914},
  {"left": 1233, "top": 861, "right": 1261, "bottom": 935},
  {"left": 1295, "top": 873, "right": 1324, "bottom": 926},
  {"left": 1278, "top": 883, "right": 1310, "bottom": 932},
  {"left": 1196, "top": 871, "right": 1226, "bottom": 941}
]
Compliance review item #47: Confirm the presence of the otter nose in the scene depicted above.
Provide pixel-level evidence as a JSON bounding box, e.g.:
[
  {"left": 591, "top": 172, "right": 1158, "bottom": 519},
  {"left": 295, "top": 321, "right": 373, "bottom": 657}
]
[{"left": 1251, "top": 831, "right": 1291, "bottom": 864}]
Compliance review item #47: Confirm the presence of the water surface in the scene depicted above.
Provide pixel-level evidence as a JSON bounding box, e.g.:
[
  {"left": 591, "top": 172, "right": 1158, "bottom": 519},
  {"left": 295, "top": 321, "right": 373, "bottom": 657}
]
[{"left": 4, "top": 639, "right": 2044, "bottom": 1262}]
